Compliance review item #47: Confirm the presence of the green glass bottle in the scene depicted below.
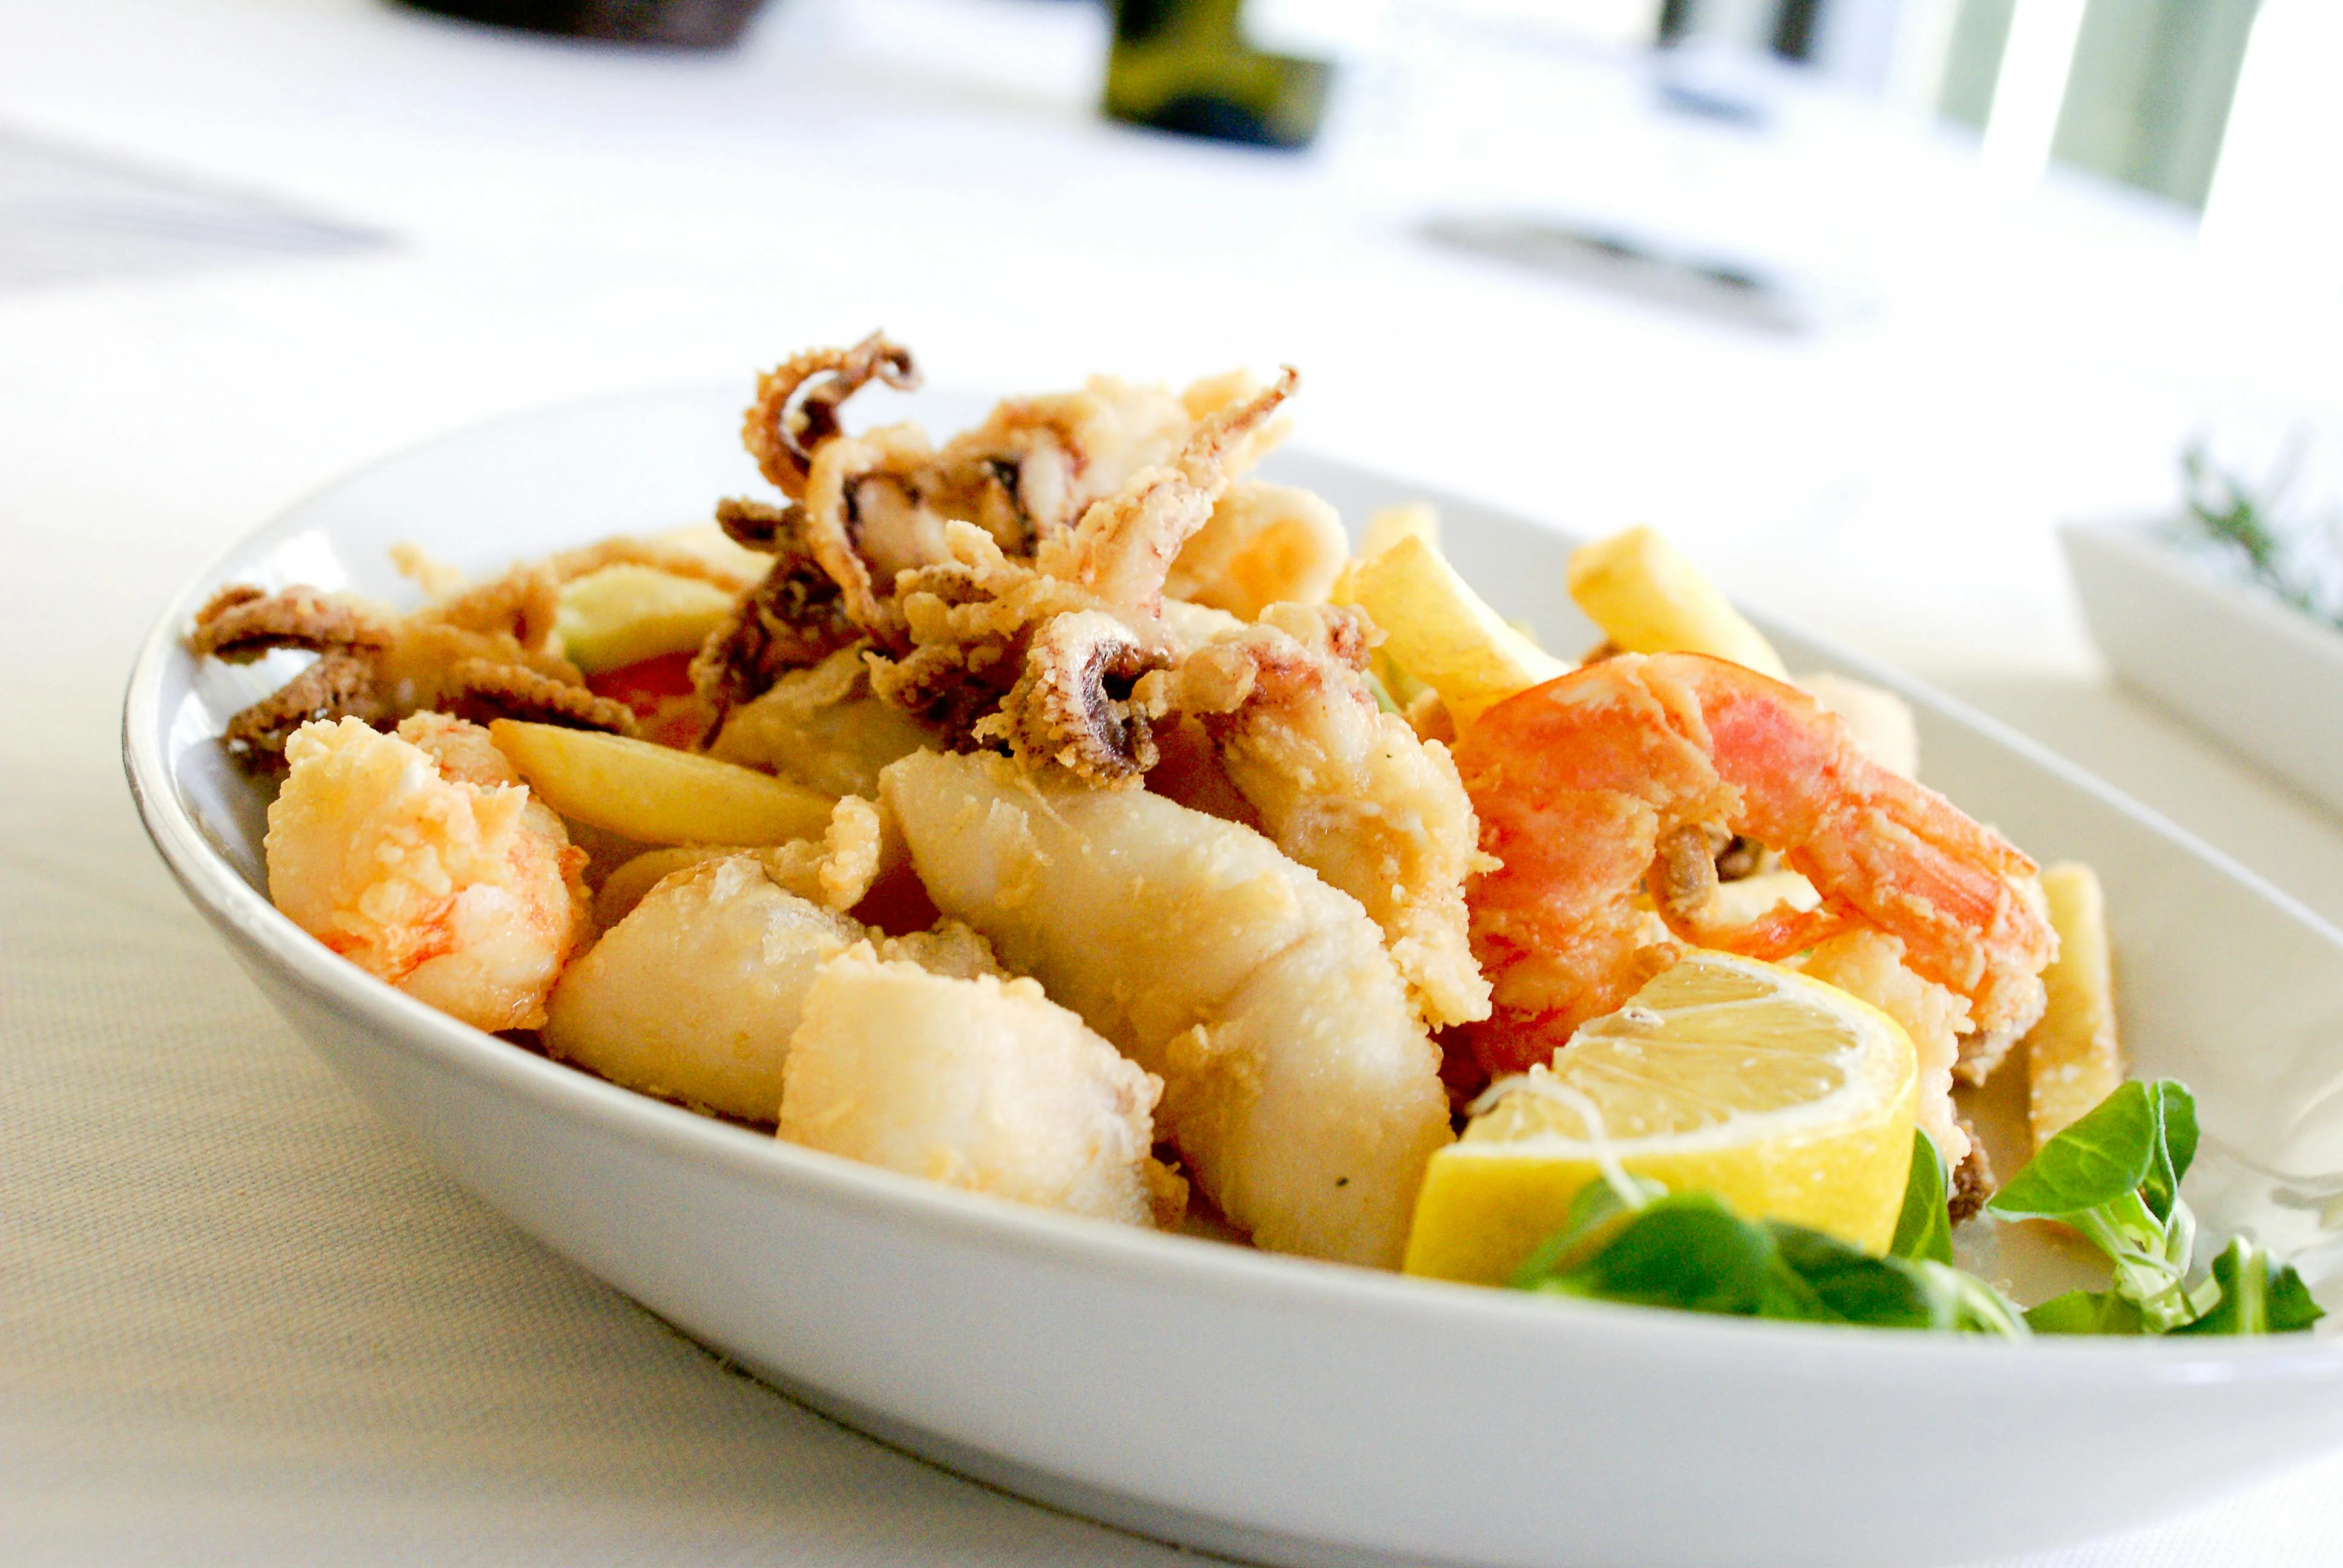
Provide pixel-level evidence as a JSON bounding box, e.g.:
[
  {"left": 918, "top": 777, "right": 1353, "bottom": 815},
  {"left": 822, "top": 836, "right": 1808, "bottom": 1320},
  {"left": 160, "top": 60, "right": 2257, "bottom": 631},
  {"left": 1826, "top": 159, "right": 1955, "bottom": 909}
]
[{"left": 1104, "top": 0, "right": 1331, "bottom": 150}]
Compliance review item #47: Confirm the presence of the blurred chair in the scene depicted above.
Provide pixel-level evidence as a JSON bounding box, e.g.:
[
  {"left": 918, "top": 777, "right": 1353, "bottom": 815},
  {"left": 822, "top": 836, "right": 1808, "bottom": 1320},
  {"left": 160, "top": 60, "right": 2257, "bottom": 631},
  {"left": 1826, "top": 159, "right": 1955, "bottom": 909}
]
[{"left": 390, "top": 0, "right": 770, "bottom": 49}]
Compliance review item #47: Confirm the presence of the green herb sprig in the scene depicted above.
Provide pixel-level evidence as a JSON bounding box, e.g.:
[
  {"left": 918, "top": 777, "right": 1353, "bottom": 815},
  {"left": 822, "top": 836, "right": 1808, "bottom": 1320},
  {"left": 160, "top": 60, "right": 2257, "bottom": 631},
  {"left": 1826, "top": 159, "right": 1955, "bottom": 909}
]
[
  {"left": 1989, "top": 1079, "right": 2322, "bottom": 1336},
  {"left": 1512, "top": 1135, "right": 2026, "bottom": 1337},
  {"left": 2182, "top": 443, "right": 2343, "bottom": 632},
  {"left": 1510, "top": 1080, "right": 2324, "bottom": 1340}
]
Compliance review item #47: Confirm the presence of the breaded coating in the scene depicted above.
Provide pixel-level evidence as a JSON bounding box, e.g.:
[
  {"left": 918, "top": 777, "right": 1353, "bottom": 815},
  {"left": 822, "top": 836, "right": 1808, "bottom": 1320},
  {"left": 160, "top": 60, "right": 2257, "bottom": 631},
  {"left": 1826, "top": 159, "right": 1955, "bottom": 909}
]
[
  {"left": 781, "top": 946, "right": 1164, "bottom": 1227},
  {"left": 265, "top": 714, "right": 589, "bottom": 1033},
  {"left": 1168, "top": 604, "right": 1492, "bottom": 1029},
  {"left": 882, "top": 749, "right": 1453, "bottom": 1269}
]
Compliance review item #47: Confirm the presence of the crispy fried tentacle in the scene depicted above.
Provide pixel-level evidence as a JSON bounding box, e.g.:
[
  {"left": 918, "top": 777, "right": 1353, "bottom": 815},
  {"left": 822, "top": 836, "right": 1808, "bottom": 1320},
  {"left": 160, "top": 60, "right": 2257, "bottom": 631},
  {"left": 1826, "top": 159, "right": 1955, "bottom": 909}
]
[
  {"left": 689, "top": 549, "right": 871, "bottom": 739},
  {"left": 425, "top": 565, "right": 562, "bottom": 651},
  {"left": 1036, "top": 368, "right": 1297, "bottom": 614},
  {"left": 221, "top": 650, "right": 384, "bottom": 760},
  {"left": 743, "top": 333, "right": 920, "bottom": 500},
  {"left": 439, "top": 658, "right": 636, "bottom": 734},
  {"left": 715, "top": 497, "right": 796, "bottom": 550},
  {"left": 541, "top": 536, "right": 761, "bottom": 592},
  {"left": 798, "top": 428, "right": 929, "bottom": 628},
  {"left": 189, "top": 585, "right": 394, "bottom": 661},
  {"left": 978, "top": 609, "right": 1172, "bottom": 784}
]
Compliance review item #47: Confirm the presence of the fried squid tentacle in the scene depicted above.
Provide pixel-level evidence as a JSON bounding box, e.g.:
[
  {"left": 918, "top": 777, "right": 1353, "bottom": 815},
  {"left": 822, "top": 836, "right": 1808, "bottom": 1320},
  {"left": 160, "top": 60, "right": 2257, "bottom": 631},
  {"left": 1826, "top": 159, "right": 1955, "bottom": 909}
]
[
  {"left": 1036, "top": 368, "right": 1297, "bottom": 616},
  {"left": 743, "top": 332, "right": 920, "bottom": 499},
  {"left": 978, "top": 608, "right": 1173, "bottom": 784}
]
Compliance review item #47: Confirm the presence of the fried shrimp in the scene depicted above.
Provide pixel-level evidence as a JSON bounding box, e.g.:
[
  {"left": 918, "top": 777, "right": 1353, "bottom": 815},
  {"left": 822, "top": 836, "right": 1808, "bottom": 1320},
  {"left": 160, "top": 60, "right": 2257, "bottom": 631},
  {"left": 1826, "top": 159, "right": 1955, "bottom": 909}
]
[
  {"left": 1168, "top": 603, "right": 1491, "bottom": 1029},
  {"left": 881, "top": 748, "right": 1453, "bottom": 1268},
  {"left": 1455, "top": 652, "right": 2056, "bottom": 1078},
  {"left": 1795, "top": 928, "right": 1973, "bottom": 1168},
  {"left": 265, "top": 713, "right": 591, "bottom": 1032}
]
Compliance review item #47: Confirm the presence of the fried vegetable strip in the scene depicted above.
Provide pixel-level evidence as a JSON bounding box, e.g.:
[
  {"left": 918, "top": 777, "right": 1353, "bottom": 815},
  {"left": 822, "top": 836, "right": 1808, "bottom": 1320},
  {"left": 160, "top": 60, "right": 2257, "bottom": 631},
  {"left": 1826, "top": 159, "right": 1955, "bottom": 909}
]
[
  {"left": 1348, "top": 534, "right": 1570, "bottom": 729},
  {"left": 1566, "top": 524, "right": 1789, "bottom": 680},
  {"left": 2024, "top": 861, "right": 2119, "bottom": 1151}
]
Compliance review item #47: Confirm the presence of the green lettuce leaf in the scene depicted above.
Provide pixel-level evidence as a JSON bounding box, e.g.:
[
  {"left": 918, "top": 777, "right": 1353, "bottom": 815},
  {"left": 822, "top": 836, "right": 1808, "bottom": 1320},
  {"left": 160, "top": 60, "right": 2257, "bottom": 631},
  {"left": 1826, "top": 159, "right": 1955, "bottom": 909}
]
[
  {"left": 2173, "top": 1236, "right": 2327, "bottom": 1336},
  {"left": 1889, "top": 1128, "right": 1954, "bottom": 1266}
]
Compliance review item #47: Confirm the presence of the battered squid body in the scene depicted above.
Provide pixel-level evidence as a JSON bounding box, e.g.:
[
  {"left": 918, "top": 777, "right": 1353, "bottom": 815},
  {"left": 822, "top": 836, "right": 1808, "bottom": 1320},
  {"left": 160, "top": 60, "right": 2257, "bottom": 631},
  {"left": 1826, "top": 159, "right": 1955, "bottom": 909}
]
[
  {"left": 546, "top": 855, "right": 1166, "bottom": 1227},
  {"left": 880, "top": 749, "right": 1456, "bottom": 1269}
]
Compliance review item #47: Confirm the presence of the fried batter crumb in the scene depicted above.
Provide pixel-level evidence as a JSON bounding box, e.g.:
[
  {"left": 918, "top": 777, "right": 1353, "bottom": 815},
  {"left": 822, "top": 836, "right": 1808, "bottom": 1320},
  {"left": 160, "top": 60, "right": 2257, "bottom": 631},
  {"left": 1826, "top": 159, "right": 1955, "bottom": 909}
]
[{"left": 1948, "top": 1118, "right": 1995, "bottom": 1223}]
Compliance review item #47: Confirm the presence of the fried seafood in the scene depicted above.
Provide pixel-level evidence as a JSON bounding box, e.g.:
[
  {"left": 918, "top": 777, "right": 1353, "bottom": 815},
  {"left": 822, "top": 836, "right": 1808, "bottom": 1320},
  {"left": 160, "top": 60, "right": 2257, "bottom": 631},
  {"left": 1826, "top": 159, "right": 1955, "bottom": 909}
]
[
  {"left": 209, "top": 342, "right": 2097, "bottom": 1278},
  {"left": 1165, "top": 603, "right": 1492, "bottom": 1029},
  {"left": 924, "top": 374, "right": 1205, "bottom": 553},
  {"left": 1794, "top": 928, "right": 1973, "bottom": 1169},
  {"left": 191, "top": 557, "right": 652, "bottom": 763},
  {"left": 868, "top": 522, "right": 1141, "bottom": 752},
  {"left": 727, "top": 333, "right": 1289, "bottom": 680},
  {"left": 780, "top": 947, "right": 1169, "bottom": 1227},
  {"left": 982, "top": 607, "right": 1173, "bottom": 780},
  {"left": 747, "top": 328, "right": 1256, "bottom": 563},
  {"left": 547, "top": 855, "right": 863, "bottom": 1120},
  {"left": 881, "top": 749, "right": 1453, "bottom": 1268},
  {"left": 1032, "top": 370, "right": 1298, "bottom": 616},
  {"left": 1161, "top": 479, "right": 1348, "bottom": 621},
  {"left": 699, "top": 340, "right": 1311, "bottom": 779},
  {"left": 265, "top": 713, "right": 591, "bottom": 1033},
  {"left": 589, "top": 792, "right": 893, "bottom": 927},
  {"left": 1454, "top": 652, "right": 2056, "bottom": 1080},
  {"left": 692, "top": 500, "right": 871, "bottom": 734},
  {"left": 707, "top": 645, "right": 939, "bottom": 797},
  {"left": 743, "top": 332, "right": 922, "bottom": 500},
  {"left": 546, "top": 846, "right": 1001, "bottom": 1125},
  {"left": 851, "top": 374, "right": 1301, "bottom": 776}
]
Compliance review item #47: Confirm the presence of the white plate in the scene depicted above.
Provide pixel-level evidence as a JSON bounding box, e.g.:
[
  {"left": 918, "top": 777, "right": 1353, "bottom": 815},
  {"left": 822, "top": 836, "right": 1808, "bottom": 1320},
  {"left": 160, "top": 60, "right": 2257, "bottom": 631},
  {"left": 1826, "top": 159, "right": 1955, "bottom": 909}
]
[
  {"left": 2063, "top": 518, "right": 2343, "bottom": 820},
  {"left": 128, "top": 384, "right": 2343, "bottom": 1568}
]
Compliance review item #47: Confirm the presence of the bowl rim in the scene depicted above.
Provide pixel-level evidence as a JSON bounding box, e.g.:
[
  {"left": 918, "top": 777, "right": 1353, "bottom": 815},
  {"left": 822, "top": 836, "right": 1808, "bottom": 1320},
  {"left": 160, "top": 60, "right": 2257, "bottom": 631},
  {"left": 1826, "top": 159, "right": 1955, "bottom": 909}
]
[
  {"left": 121, "top": 381, "right": 2343, "bottom": 1381},
  {"left": 2059, "top": 516, "right": 2343, "bottom": 670}
]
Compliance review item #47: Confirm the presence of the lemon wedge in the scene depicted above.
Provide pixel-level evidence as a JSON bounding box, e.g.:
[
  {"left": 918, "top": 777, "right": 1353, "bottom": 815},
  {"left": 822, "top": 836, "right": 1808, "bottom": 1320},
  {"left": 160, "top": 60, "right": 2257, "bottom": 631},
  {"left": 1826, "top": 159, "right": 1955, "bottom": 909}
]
[{"left": 1404, "top": 952, "right": 1917, "bottom": 1286}]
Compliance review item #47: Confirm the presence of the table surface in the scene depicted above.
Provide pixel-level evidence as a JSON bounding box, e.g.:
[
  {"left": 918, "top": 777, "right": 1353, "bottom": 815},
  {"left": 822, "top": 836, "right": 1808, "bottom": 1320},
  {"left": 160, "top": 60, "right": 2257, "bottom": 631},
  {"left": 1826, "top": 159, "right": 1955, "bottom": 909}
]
[{"left": 7, "top": 1, "right": 2343, "bottom": 1563}]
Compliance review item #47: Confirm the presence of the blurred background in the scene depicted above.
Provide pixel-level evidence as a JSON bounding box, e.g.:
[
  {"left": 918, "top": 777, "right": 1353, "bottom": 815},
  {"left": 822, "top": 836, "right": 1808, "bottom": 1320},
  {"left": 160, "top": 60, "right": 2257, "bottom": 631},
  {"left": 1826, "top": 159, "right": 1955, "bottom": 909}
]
[
  {"left": 5, "top": 0, "right": 2341, "bottom": 699},
  {"left": 0, "top": 0, "right": 2337, "bottom": 711}
]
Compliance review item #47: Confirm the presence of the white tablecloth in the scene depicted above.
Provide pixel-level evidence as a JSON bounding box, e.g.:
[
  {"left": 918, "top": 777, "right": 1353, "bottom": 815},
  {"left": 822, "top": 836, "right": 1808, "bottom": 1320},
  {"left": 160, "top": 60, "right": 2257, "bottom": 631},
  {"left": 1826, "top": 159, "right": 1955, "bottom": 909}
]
[{"left": 6, "top": 2, "right": 2343, "bottom": 1562}]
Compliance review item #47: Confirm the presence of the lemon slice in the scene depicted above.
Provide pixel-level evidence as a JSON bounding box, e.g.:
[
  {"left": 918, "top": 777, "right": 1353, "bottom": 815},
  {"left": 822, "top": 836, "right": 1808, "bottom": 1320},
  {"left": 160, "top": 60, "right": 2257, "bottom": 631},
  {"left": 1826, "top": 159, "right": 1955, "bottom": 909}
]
[{"left": 1404, "top": 952, "right": 1917, "bottom": 1285}]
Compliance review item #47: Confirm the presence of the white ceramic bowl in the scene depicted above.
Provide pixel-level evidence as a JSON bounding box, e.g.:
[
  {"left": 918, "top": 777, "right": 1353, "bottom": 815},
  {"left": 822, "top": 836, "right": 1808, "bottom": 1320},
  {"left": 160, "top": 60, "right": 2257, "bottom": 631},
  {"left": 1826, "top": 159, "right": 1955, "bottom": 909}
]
[
  {"left": 2063, "top": 518, "right": 2343, "bottom": 820},
  {"left": 128, "top": 386, "right": 2343, "bottom": 1568}
]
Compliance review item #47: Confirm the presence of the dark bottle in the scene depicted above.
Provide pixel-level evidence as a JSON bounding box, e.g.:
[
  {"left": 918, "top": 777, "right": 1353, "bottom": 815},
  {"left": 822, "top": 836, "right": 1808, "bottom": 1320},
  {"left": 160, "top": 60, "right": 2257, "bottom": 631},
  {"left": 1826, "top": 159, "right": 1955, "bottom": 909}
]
[{"left": 1104, "top": 0, "right": 1330, "bottom": 150}]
